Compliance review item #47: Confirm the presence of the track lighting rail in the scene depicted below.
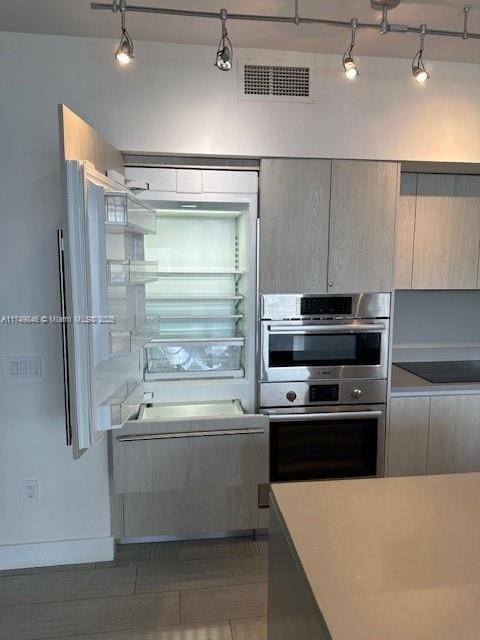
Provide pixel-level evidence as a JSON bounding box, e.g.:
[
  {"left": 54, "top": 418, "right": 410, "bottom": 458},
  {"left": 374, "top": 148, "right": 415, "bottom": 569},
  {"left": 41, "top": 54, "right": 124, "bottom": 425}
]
[{"left": 91, "top": 2, "right": 480, "bottom": 40}]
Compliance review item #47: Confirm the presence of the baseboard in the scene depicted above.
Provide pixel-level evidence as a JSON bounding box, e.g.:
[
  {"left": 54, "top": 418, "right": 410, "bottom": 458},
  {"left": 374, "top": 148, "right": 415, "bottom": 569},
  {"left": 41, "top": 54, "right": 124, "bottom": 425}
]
[{"left": 0, "top": 536, "right": 115, "bottom": 570}]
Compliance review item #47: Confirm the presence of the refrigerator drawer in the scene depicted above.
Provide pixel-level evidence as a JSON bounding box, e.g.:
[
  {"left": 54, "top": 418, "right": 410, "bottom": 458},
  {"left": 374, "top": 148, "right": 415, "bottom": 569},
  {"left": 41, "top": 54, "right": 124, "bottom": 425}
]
[{"left": 111, "top": 412, "right": 268, "bottom": 494}]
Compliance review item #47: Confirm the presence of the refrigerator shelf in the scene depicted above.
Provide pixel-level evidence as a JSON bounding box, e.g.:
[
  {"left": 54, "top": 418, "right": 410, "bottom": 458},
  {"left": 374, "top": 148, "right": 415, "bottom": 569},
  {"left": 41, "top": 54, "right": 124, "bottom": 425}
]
[
  {"left": 105, "top": 192, "right": 156, "bottom": 234},
  {"left": 99, "top": 382, "right": 143, "bottom": 429},
  {"left": 107, "top": 260, "right": 158, "bottom": 286},
  {"left": 145, "top": 314, "right": 243, "bottom": 321},
  {"left": 144, "top": 368, "right": 245, "bottom": 381},
  {"left": 109, "top": 329, "right": 156, "bottom": 355},
  {"left": 154, "top": 269, "right": 244, "bottom": 278},
  {"left": 145, "top": 294, "right": 243, "bottom": 302}
]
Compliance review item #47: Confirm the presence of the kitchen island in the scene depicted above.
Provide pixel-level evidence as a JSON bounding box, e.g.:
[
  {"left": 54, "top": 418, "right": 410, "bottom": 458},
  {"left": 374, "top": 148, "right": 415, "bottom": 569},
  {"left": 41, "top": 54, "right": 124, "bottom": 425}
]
[{"left": 269, "top": 474, "right": 480, "bottom": 640}]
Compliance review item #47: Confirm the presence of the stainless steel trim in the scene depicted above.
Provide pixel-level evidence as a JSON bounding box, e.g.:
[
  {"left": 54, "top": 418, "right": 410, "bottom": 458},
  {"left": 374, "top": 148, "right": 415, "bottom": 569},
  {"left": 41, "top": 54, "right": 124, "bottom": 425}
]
[
  {"left": 267, "top": 411, "right": 382, "bottom": 422},
  {"left": 117, "top": 427, "right": 265, "bottom": 442},
  {"left": 268, "top": 322, "right": 386, "bottom": 334},
  {"left": 57, "top": 229, "right": 72, "bottom": 447}
]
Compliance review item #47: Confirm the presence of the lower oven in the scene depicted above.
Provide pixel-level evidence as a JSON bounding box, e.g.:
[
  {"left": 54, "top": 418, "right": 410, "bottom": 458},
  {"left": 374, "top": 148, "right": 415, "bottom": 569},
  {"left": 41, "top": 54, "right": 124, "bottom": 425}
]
[
  {"left": 265, "top": 405, "right": 385, "bottom": 482},
  {"left": 260, "top": 380, "right": 386, "bottom": 482}
]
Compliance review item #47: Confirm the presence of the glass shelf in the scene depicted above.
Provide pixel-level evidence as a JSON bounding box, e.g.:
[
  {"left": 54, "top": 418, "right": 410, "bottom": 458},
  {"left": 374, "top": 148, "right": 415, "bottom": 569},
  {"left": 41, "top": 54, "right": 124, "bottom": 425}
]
[
  {"left": 154, "top": 269, "right": 244, "bottom": 278},
  {"left": 146, "top": 314, "right": 243, "bottom": 321},
  {"left": 146, "top": 294, "right": 243, "bottom": 302},
  {"left": 108, "top": 260, "right": 158, "bottom": 285},
  {"left": 105, "top": 192, "right": 156, "bottom": 234}
]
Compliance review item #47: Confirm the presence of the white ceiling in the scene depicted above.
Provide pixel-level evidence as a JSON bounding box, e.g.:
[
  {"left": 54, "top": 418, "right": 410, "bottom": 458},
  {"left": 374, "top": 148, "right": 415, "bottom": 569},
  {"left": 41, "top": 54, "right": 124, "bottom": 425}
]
[{"left": 2, "top": 0, "right": 480, "bottom": 63}]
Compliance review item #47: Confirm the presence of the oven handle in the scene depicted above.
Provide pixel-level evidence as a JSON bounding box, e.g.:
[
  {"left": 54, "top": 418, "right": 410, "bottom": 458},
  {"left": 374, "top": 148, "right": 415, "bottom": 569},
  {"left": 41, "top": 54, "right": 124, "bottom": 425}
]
[
  {"left": 267, "top": 411, "right": 383, "bottom": 422},
  {"left": 267, "top": 323, "right": 386, "bottom": 334}
]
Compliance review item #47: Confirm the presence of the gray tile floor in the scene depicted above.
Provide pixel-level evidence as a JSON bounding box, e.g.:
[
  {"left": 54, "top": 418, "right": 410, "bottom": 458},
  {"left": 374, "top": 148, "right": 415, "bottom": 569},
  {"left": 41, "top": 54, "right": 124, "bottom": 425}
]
[{"left": 0, "top": 537, "right": 268, "bottom": 640}]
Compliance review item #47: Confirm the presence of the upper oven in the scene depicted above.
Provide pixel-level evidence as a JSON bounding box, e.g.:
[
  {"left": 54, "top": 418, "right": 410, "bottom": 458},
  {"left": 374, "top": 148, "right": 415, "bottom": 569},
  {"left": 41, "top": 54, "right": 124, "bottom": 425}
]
[{"left": 260, "top": 293, "right": 390, "bottom": 383}]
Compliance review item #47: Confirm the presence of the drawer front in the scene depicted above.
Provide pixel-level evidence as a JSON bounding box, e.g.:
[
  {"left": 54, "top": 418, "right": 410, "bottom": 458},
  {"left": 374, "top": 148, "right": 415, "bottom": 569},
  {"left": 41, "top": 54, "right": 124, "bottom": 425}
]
[
  {"left": 112, "top": 414, "right": 269, "bottom": 494},
  {"left": 123, "top": 486, "right": 259, "bottom": 537}
]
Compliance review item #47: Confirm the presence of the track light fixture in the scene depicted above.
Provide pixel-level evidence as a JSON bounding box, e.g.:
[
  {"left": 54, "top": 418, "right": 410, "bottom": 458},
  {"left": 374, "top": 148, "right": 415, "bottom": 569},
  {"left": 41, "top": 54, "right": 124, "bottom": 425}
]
[
  {"left": 215, "top": 8, "right": 233, "bottom": 71},
  {"left": 114, "top": 0, "right": 134, "bottom": 65},
  {"left": 343, "top": 18, "right": 359, "bottom": 79},
  {"left": 412, "top": 24, "right": 429, "bottom": 84},
  {"left": 94, "top": 1, "right": 478, "bottom": 85}
]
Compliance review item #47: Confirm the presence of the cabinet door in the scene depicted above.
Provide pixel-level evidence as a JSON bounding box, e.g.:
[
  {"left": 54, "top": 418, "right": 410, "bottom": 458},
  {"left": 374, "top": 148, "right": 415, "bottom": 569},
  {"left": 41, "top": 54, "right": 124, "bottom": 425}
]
[
  {"left": 112, "top": 414, "right": 269, "bottom": 493},
  {"left": 259, "top": 159, "right": 331, "bottom": 294},
  {"left": 412, "top": 174, "right": 480, "bottom": 289},
  {"left": 328, "top": 160, "right": 399, "bottom": 293},
  {"left": 387, "top": 397, "right": 430, "bottom": 477},
  {"left": 394, "top": 173, "right": 417, "bottom": 289},
  {"left": 427, "top": 395, "right": 480, "bottom": 474}
]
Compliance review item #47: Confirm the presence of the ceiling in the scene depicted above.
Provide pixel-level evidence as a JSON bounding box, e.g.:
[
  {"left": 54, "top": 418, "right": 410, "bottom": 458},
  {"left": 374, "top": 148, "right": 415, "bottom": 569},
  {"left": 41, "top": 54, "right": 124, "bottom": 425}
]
[{"left": 2, "top": 0, "right": 480, "bottom": 63}]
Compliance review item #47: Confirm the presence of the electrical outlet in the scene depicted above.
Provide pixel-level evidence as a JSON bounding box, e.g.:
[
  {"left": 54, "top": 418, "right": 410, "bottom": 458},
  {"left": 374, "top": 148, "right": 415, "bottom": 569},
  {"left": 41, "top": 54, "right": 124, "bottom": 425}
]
[{"left": 23, "top": 479, "right": 39, "bottom": 502}]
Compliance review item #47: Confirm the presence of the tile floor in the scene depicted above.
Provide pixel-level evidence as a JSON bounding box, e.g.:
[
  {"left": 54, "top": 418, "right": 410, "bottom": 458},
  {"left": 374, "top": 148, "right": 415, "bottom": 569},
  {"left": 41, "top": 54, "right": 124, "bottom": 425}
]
[{"left": 0, "top": 537, "right": 268, "bottom": 640}]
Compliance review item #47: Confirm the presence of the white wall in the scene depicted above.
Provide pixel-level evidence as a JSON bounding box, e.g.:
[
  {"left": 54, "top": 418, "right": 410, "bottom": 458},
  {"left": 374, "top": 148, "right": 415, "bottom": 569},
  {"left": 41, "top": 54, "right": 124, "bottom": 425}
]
[{"left": 1, "top": 29, "right": 480, "bottom": 567}]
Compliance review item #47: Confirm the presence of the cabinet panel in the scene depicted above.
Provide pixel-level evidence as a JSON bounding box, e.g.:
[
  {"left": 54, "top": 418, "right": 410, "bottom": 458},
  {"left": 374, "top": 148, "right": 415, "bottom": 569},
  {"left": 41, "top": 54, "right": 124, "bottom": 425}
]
[
  {"left": 112, "top": 415, "right": 268, "bottom": 494},
  {"left": 259, "top": 159, "right": 331, "bottom": 294},
  {"left": 412, "top": 174, "right": 480, "bottom": 289},
  {"left": 427, "top": 395, "right": 480, "bottom": 474},
  {"left": 394, "top": 173, "right": 417, "bottom": 289},
  {"left": 124, "top": 486, "right": 259, "bottom": 537},
  {"left": 387, "top": 397, "right": 430, "bottom": 477},
  {"left": 328, "top": 160, "right": 399, "bottom": 293}
]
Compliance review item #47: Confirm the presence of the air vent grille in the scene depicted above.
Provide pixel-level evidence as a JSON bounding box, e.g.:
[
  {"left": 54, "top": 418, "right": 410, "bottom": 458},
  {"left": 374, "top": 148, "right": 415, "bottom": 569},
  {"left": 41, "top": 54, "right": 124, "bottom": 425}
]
[{"left": 244, "top": 64, "right": 310, "bottom": 98}]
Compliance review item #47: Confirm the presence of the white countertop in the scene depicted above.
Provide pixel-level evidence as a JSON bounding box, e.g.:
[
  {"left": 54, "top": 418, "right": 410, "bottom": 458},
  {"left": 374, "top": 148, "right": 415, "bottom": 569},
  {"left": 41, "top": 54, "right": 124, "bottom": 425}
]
[
  {"left": 272, "top": 474, "right": 480, "bottom": 640},
  {"left": 391, "top": 364, "right": 480, "bottom": 397}
]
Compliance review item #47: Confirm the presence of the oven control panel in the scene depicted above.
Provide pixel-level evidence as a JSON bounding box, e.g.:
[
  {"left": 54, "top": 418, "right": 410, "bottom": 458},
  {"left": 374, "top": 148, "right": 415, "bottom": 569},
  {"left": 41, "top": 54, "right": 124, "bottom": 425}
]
[{"left": 260, "top": 379, "right": 387, "bottom": 408}]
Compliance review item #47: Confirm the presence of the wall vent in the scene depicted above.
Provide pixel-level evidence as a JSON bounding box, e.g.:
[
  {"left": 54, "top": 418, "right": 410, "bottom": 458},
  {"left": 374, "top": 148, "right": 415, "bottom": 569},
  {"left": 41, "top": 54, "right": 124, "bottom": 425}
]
[{"left": 239, "top": 62, "right": 314, "bottom": 102}]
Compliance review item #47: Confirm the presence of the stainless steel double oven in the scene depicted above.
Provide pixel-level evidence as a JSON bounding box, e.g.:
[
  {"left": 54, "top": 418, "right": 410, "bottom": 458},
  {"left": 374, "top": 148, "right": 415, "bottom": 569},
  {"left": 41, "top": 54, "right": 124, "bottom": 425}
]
[{"left": 260, "top": 293, "right": 391, "bottom": 482}]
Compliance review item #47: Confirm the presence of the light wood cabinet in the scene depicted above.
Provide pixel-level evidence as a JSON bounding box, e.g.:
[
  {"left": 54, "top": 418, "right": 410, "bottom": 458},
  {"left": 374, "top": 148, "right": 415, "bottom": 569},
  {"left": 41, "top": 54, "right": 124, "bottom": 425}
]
[
  {"left": 259, "top": 159, "right": 399, "bottom": 295},
  {"left": 328, "top": 160, "right": 399, "bottom": 293},
  {"left": 387, "top": 396, "right": 430, "bottom": 477},
  {"left": 111, "top": 413, "right": 268, "bottom": 537},
  {"left": 396, "top": 173, "right": 480, "bottom": 290},
  {"left": 388, "top": 393, "right": 480, "bottom": 477},
  {"left": 394, "top": 173, "right": 417, "bottom": 289},
  {"left": 427, "top": 395, "right": 480, "bottom": 474},
  {"left": 112, "top": 415, "right": 268, "bottom": 494},
  {"left": 259, "top": 159, "right": 331, "bottom": 294}
]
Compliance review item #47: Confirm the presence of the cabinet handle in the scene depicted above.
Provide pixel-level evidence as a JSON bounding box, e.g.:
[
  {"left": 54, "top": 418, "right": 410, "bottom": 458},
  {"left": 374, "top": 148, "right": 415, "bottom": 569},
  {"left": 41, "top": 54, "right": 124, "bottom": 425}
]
[
  {"left": 117, "top": 427, "right": 265, "bottom": 442},
  {"left": 328, "top": 281, "right": 334, "bottom": 287},
  {"left": 57, "top": 229, "right": 72, "bottom": 447}
]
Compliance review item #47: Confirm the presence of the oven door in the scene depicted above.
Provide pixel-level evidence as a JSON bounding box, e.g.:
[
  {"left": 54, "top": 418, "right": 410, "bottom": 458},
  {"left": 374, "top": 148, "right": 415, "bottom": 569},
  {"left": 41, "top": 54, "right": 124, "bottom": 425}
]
[
  {"left": 261, "top": 319, "right": 389, "bottom": 382},
  {"left": 266, "top": 405, "right": 385, "bottom": 482}
]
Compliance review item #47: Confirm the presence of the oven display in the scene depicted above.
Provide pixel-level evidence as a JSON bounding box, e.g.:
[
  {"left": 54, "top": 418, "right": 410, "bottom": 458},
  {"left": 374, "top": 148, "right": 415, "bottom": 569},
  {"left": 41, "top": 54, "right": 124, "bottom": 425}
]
[
  {"left": 300, "top": 297, "right": 352, "bottom": 316},
  {"left": 309, "top": 385, "right": 339, "bottom": 402}
]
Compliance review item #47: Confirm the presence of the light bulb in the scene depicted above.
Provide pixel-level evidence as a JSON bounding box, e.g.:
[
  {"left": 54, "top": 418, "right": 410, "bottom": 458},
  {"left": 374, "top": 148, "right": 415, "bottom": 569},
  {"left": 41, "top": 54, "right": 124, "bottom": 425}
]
[
  {"left": 115, "top": 48, "right": 132, "bottom": 65},
  {"left": 216, "top": 45, "right": 232, "bottom": 71},
  {"left": 343, "top": 57, "right": 358, "bottom": 80},
  {"left": 413, "top": 66, "right": 428, "bottom": 83}
]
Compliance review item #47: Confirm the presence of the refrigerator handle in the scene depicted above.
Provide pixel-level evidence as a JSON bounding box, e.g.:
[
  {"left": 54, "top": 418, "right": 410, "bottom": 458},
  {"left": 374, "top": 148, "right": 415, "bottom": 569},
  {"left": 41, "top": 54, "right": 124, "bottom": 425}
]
[{"left": 57, "top": 229, "right": 72, "bottom": 446}]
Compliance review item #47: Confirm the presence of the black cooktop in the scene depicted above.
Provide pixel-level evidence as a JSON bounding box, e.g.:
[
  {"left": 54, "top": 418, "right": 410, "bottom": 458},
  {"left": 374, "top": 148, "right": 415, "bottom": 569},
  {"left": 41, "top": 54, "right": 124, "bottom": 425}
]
[{"left": 396, "top": 361, "right": 480, "bottom": 384}]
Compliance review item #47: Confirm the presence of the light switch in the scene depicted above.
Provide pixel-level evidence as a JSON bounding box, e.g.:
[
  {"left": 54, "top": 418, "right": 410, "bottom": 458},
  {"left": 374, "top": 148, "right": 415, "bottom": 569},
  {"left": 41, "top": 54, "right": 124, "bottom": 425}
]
[{"left": 7, "top": 356, "right": 42, "bottom": 379}]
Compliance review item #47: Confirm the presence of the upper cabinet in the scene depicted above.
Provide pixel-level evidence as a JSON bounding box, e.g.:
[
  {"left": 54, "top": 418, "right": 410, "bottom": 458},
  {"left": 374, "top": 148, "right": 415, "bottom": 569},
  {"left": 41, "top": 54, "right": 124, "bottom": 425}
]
[
  {"left": 259, "top": 159, "right": 331, "bottom": 294},
  {"left": 259, "top": 159, "right": 399, "bottom": 294},
  {"left": 328, "top": 160, "right": 399, "bottom": 294},
  {"left": 395, "top": 173, "right": 480, "bottom": 290}
]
